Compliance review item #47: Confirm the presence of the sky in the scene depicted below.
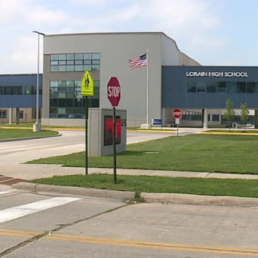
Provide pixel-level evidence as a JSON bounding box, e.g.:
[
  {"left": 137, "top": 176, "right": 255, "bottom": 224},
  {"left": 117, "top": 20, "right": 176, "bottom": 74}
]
[{"left": 1, "top": 0, "right": 258, "bottom": 74}]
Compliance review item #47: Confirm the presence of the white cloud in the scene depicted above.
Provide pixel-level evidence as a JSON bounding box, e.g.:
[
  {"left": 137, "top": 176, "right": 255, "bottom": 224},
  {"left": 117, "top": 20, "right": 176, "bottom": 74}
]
[
  {"left": 0, "top": 0, "right": 255, "bottom": 73},
  {"left": 68, "top": 0, "right": 108, "bottom": 6}
]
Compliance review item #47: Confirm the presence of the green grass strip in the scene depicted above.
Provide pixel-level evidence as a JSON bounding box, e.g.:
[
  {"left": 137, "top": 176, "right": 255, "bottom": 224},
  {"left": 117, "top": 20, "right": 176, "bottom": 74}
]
[
  {"left": 0, "top": 129, "right": 59, "bottom": 139},
  {"left": 31, "top": 174, "right": 258, "bottom": 198},
  {"left": 27, "top": 134, "right": 258, "bottom": 174}
]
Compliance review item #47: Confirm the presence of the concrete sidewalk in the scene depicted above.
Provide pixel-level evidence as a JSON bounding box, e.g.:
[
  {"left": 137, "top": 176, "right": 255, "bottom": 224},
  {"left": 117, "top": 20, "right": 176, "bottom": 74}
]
[
  {"left": 1, "top": 163, "right": 258, "bottom": 181},
  {"left": 6, "top": 164, "right": 258, "bottom": 207}
]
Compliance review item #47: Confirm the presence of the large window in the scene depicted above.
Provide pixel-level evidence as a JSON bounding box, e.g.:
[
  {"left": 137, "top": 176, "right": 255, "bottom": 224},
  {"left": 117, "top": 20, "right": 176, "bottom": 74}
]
[
  {"left": 49, "top": 80, "right": 100, "bottom": 119},
  {"left": 0, "top": 109, "right": 7, "bottom": 118},
  {"left": 187, "top": 80, "right": 258, "bottom": 94},
  {"left": 0, "top": 86, "right": 41, "bottom": 95},
  {"left": 50, "top": 53, "right": 101, "bottom": 72}
]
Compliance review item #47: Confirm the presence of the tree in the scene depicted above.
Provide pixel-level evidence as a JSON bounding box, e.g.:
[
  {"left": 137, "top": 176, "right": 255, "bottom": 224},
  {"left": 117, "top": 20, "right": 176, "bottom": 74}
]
[
  {"left": 240, "top": 102, "right": 249, "bottom": 131},
  {"left": 223, "top": 99, "right": 235, "bottom": 131}
]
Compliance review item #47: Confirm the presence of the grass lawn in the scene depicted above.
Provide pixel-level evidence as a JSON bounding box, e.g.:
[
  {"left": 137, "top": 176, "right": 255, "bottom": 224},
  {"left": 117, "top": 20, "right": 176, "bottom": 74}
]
[
  {"left": 31, "top": 174, "right": 258, "bottom": 198},
  {"left": 0, "top": 123, "right": 84, "bottom": 129},
  {"left": 0, "top": 128, "right": 59, "bottom": 139},
  {"left": 204, "top": 130, "right": 258, "bottom": 134},
  {"left": 27, "top": 134, "right": 258, "bottom": 174}
]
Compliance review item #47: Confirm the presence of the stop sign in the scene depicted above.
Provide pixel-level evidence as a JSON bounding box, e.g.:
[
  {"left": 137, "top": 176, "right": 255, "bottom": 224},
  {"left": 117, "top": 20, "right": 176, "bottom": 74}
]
[
  {"left": 107, "top": 77, "right": 121, "bottom": 107},
  {"left": 173, "top": 108, "right": 182, "bottom": 119}
]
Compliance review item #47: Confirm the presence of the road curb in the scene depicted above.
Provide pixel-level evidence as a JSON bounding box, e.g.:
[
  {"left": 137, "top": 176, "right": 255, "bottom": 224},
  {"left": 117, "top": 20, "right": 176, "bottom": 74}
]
[
  {"left": 12, "top": 182, "right": 135, "bottom": 201},
  {"left": 12, "top": 182, "right": 258, "bottom": 206},
  {"left": 0, "top": 134, "right": 62, "bottom": 142},
  {"left": 141, "top": 192, "right": 258, "bottom": 206}
]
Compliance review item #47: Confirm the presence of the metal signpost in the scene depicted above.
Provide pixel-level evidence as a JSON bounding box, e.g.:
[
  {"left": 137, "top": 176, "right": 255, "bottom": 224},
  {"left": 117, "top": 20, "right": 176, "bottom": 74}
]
[
  {"left": 107, "top": 77, "right": 121, "bottom": 184},
  {"left": 173, "top": 108, "right": 182, "bottom": 136},
  {"left": 81, "top": 70, "right": 94, "bottom": 175}
]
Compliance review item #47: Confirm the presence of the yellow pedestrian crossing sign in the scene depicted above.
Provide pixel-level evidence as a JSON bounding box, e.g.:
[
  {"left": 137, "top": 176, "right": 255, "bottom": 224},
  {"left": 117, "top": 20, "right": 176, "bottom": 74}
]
[{"left": 81, "top": 70, "right": 94, "bottom": 96}]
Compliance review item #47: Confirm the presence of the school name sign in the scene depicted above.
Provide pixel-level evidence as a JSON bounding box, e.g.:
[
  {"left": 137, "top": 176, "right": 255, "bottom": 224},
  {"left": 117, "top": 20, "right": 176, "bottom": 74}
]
[{"left": 186, "top": 71, "right": 249, "bottom": 78}]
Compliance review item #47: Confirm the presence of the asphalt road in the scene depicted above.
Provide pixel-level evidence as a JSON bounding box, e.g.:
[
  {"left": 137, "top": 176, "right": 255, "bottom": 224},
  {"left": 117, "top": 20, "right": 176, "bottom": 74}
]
[
  {"left": 0, "top": 189, "right": 258, "bottom": 257},
  {"left": 2, "top": 128, "right": 257, "bottom": 257},
  {"left": 0, "top": 130, "right": 175, "bottom": 165}
]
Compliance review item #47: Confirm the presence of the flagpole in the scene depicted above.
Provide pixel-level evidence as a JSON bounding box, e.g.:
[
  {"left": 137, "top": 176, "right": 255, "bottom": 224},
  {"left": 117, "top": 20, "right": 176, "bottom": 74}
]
[{"left": 146, "top": 49, "right": 149, "bottom": 128}]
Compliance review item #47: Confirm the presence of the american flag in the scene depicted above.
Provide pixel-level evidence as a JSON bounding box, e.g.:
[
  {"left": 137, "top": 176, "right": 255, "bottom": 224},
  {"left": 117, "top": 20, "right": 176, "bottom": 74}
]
[{"left": 129, "top": 53, "right": 147, "bottom": 69}]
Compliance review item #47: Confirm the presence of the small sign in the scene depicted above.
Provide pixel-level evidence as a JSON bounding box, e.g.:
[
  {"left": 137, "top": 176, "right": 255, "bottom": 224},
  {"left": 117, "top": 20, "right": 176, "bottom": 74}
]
[
  {"left": 152, "top": 119, "right": 162, "bottom": 125},
  {"left": 175, "top": 118, "right": 180, "bottom": 124},
  {"left": 173, "top": 109, "right": 182, "bottom": 119},
  {"left": 81, "top": 70, "right": 94, "bottom": 96},
  {"left": 107, "top": 77, "right": 121, "bottom": 107}
]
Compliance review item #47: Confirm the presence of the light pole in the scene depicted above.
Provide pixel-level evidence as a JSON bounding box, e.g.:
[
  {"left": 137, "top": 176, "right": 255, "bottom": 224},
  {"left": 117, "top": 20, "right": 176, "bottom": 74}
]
[{"left": 32, "top": 30, "right": 45, "bottom": 132}]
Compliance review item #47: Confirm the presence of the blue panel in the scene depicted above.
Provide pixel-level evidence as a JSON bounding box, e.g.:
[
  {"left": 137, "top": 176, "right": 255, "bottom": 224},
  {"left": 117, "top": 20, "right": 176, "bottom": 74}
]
[
  {"left": 0, "top": 95, "right": 42, "bottom": 108},
  {"left": 0, "top": 74, "right": 43, "bottom": 108},
  {"left": 0, "top": 74, "right": 42, "bottom": 86},
  {"left": 162, "top": 66, "right": 258, "bottom": 108}
]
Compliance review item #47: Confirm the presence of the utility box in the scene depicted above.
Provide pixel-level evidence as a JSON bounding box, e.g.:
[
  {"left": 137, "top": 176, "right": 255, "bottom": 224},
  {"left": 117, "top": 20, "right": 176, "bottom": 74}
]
[{"left": 88, "top": 108, "right": 127, "bottom": 156}]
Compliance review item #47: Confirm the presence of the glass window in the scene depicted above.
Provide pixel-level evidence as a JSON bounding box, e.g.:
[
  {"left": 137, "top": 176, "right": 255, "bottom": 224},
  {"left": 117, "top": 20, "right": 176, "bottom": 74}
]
[
  {"left": 50, "top": 81, "right": 58, "bottom": 87},
  {"left": 0, "top": 110, "right": 7, "bottom": 118},
  {"left": 31, "top": 86, "right": 36, "bottom": 95},
  {"left": 58, "top": 92, "right": 66, "bottom": 98},
  {"left": 75, "top": 53, "right": 83, "bottom": 60},
  {"left": 66, "top": 99, "right": 74, "bottom": 107},
  {"left": 67, "top": 81, "right": 74, "bottom": 87},
  {"left": 92, "top": 53, "right": 100, "bottom": 59},
  {"left": 207, "top": 81, "right": 216, "bottom": 93},
  {"left": 50, "top": 52, "right": 101, "bottom": 72},
  {"left": 51, "top": 55, "right": 59, "bottom": 60},
  {"left": 75, "top": 81, "right": 81, "bottom": 87},
  {"left": 84, "top": 53, "right": 91, "bottom": 59},
  {"left": 247, "top": 82, "right": 256, "bottom": 93},
  {"left": 237, "top": 82, "right": 246, "bottom": 93},
  {"left": 19, "top": 111, "right": 23, "bottom": 119},
  {"left": 217, "top": 82, "right": 226, "bottom": 93},
  {"left": 67, "top": 54, "right": 74, "bottom": 60},
  {"left": 51, "top": 61, "right": 58, "bottom": 65},
  {"left": 58, "top": 108, "right": 66, "bottom": 114},
  {"left": 67, "top": 92, "right": 74, "bottom": 98},
  {"left": 50, "top": 91, "right": 58, "bottom": 98},
  {"left": 50, "top": 107, "right": 58, "bottom": 117},
  {"left": 91, "top": 99, "right": 99, "bottom": 107},
  {"left": 83, "top": 65, "right": 91, "bottom": 71},
  {"left": 51, "top": 66, "right": 58, "bottom": 72},
  {"left": 187, "top": 80, "right": 197, "bottom": 92},
  {"left": 49, "top": 79, "right": 100, "bottom": 119},
  {"left": 67, "top": 65, "right": 74, "bottom": 71},
  {"left": 4, "top": 87, "right": 12, "bottom": 95},
  {"left": 58, "top": 54, "right": 66, "bottom": 60},
  {"left": 92, "top": 59, "right": 100, "bottom": 65},
  {"left": 75, "top": 65, "right": 83, "bottom": 71},
  {"left": 11, "top": 87, "right": 18, "bottom": 95},
  {"left": 74, "top": 97, "right": 82, "bottom": 107},
  {"left": 212, "top": 114, "right": 220, "bottom": 121},
  {"left": 58, "top": 81, "right": 66, "bottom": 91},
  {"left": 0, "top": 86, "right": 4, "bottom": 95},
  {"left": 25, "top": 86, "right": 32, "bottom": 95},
  {"left": 75, "top": 60, "right": 83, "bottom": 65},
  {"left": 94, "top": 80, "right": 100, "bottom": 87},
  {"left": 196, "top": 81, "right": 206, "bottom": 92},
  {"left": 58, "top": 99, "right": 66, "bottom": 107},
  {"left": 50, "top": 99, "right": 58, "bottom": 107},
  {"left": 18, "top": 86, "right": 23, "bottom": 95},
  {"left": 59, "top": 65, "right": 66, "bottom": 71},
  {"left": 59, "top": 60, "right": 66, "bottom": 65},
  {"left": 226, "top": 82, "right": 237, "bottom": 93},
  {"left": 91, "top": 65, "right": 100, "bottom": 71}
]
